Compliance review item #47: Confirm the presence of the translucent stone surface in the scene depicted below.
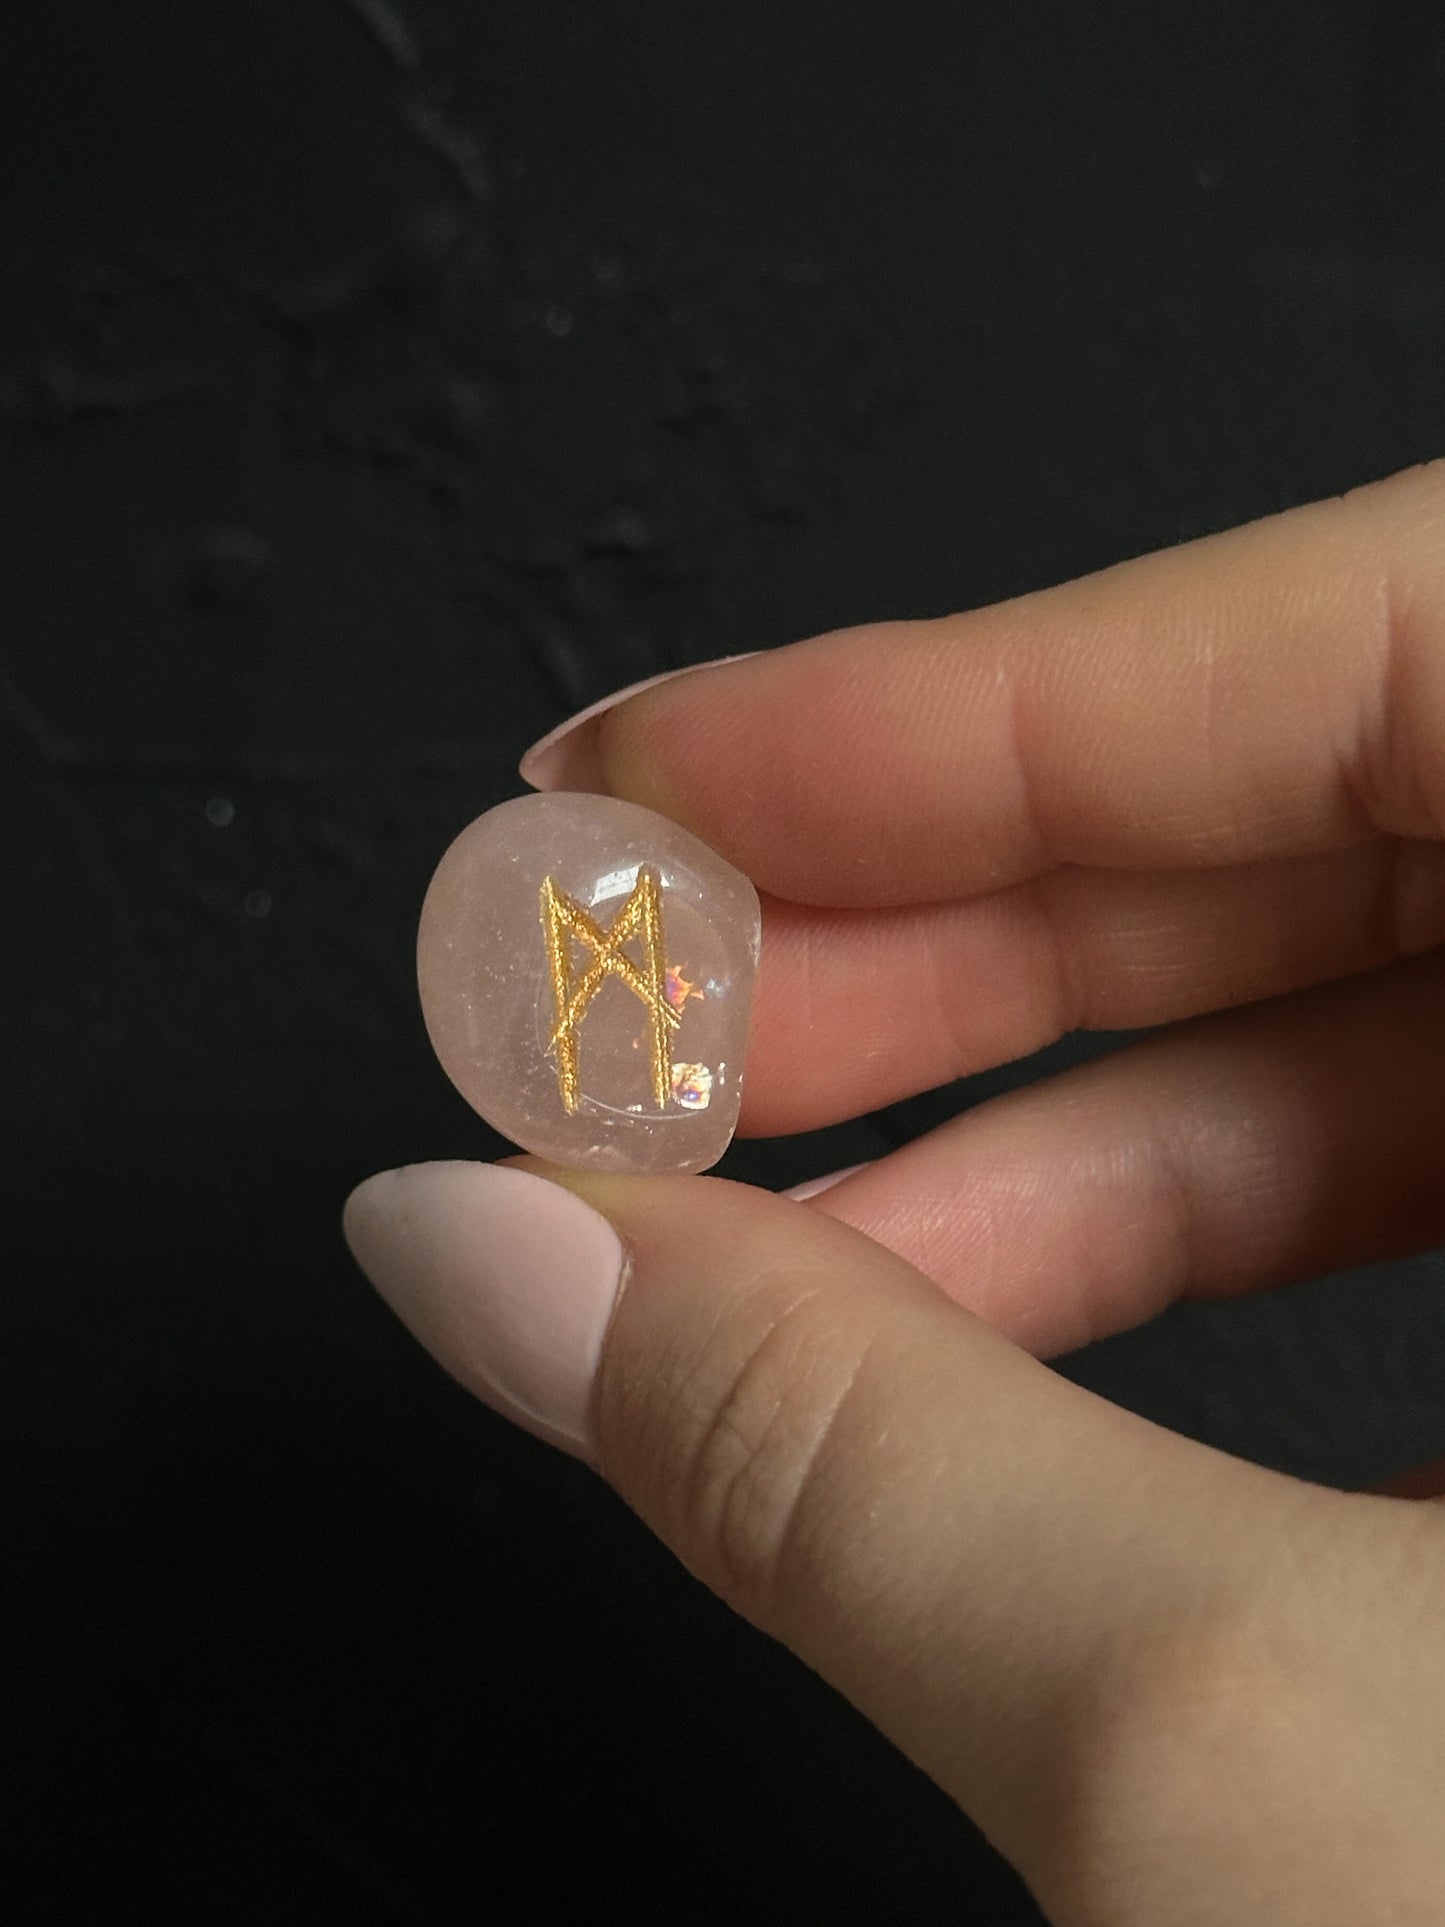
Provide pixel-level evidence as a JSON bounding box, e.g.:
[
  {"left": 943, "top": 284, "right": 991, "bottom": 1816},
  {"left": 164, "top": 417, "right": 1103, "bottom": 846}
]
[{"left": 418, "top": 793, "right": 761, "bottom": 1175}]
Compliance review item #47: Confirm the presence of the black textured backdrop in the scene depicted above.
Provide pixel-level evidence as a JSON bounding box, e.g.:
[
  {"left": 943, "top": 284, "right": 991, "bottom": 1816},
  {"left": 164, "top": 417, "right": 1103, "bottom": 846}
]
[{"left": 4, "top": 3, "right": 1445, "bottom": 1920}]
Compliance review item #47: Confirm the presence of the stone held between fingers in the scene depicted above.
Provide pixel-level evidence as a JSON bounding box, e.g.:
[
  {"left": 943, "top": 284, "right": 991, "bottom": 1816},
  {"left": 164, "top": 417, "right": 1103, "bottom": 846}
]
[{"left": 417, "top": 792, "right": 761, "bottom": 1175}]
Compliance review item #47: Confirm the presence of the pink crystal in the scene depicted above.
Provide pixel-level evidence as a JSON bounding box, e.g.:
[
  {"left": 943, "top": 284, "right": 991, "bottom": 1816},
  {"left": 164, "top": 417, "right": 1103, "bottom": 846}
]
[{"left": 417, "top": 793, "right": 761, "bottom": 1175}]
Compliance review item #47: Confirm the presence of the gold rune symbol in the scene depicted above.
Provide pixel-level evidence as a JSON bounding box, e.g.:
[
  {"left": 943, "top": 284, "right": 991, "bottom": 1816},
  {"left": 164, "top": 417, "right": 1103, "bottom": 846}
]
[{"left": 540, "top": 868, "right": 681, "bottom": 1113}]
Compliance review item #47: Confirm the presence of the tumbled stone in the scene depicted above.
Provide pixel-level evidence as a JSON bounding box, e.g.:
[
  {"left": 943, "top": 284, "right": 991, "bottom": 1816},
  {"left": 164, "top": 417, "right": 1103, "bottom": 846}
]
[{"left": 417, "top": 793, "right": 761, "bottom": 1175}]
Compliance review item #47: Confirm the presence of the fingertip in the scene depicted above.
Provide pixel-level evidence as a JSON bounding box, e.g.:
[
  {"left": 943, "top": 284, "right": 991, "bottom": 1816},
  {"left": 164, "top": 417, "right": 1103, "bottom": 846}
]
[
  {"left": 342, "top": 1159, "right": 625, "bottom": 1460},
  {"left": 518, "top": 653, "right": 764, "bottom": 793},
  {"left": 518, "top": 720, "right": 608, "bottom": 793}
]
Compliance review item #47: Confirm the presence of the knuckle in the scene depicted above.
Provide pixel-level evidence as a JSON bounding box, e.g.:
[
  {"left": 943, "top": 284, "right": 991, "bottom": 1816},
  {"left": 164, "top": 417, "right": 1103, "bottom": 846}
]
[
  {"left": 1052, "top": 1499, "right": 1445, "bottom": 1912},
  {"left": 1087, "top": 1609, "right": 1293, "bottom": 1795},
  {"left": 652, "top": 1263, "right": 872, "bottom": 1625},
  {"left": 1049, "top": 1605, "right": 1314, "bottom": 1911}
]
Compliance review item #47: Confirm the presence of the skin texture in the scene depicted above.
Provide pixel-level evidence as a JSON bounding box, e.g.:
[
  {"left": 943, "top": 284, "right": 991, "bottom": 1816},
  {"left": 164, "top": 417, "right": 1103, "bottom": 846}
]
[{"left": 348, "top": 463, "right": 1445, "bottom": 1925}]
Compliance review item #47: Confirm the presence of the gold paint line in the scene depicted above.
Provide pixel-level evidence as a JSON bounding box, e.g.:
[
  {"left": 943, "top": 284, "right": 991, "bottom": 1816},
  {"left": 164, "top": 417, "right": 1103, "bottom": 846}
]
[{"left": 539, "top": 866, "right": 678, "bottom": 1113}]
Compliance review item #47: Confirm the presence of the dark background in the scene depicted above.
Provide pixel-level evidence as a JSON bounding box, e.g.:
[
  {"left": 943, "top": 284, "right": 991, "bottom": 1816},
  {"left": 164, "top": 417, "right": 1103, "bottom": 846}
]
[{"left": 4, "top": 2, "right": 1445, "bottom": 1919}]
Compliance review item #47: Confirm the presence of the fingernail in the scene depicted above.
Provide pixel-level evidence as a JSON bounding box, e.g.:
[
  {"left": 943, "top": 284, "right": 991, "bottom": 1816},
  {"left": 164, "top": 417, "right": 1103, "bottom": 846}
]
[
  {"left": 519, "top": 653, "right": 760, "bottom": 793},
  {"left": 784, "top": 1162, "right": 872, "bottom": 1202},
  {"left": 344, "top": 1162, "right": 625, "bottom": 1461}
]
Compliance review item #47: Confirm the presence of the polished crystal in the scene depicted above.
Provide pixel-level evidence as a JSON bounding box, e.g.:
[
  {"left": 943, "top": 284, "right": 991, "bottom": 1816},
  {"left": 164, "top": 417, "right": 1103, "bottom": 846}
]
[{"left": 417, "top": 793, "right": 760, "bottom": 1174}]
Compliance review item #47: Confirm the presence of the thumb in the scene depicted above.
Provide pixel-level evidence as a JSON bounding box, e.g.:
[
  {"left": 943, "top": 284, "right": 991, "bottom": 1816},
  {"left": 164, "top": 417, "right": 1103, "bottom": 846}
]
[{"left": 342, "top": 1160, "right": 1330, "bottom": 1885}]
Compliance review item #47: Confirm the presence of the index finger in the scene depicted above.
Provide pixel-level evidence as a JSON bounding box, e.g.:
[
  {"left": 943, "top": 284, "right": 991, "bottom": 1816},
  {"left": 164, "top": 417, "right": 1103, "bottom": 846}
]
[{"left": 555, "top": 464, "right": 1445, "bottom": 907}]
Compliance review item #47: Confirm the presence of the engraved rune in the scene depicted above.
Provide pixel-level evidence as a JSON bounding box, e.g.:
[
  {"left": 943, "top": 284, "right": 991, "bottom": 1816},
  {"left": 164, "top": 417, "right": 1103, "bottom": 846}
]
[{"left": 540, "top": 868, "right": 681, "bottom": 1113}]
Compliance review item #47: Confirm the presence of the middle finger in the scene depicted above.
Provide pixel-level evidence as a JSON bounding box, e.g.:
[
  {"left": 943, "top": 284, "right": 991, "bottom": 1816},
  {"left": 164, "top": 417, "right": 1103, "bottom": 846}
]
[{"left": 741, "top": 837, "right": 1445, "bottom": 1136}]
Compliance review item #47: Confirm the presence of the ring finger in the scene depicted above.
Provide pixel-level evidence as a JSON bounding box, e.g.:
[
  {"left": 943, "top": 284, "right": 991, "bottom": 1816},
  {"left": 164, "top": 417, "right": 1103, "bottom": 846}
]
[{"left": 798, "top": 950, "right": 1445, "bottom": 1357}]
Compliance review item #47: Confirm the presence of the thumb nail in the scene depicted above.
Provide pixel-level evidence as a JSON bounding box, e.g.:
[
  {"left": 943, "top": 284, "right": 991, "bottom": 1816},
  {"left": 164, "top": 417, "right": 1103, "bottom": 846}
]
[{"left": 344, "top": 1162, "right": 625, "bottom": 1461}]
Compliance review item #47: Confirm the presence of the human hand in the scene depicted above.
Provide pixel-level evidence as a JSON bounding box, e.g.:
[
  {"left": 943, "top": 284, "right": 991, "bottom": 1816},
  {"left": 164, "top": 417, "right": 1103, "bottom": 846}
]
[{"left": 345, "top": 464, "right": 1445, "bottom": 1924}]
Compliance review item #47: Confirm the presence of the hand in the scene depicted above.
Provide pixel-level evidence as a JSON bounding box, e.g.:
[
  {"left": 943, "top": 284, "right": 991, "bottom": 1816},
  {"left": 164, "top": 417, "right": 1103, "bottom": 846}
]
[{"left": 345, "top": 463, "right": 1445, "bottom": 1924}]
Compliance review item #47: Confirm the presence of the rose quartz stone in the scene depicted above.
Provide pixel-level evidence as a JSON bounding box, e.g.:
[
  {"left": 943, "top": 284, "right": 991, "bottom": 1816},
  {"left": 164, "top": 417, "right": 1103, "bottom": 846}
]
[{"left": 417, "top": 793, "right": 761, "bottom": 1174}]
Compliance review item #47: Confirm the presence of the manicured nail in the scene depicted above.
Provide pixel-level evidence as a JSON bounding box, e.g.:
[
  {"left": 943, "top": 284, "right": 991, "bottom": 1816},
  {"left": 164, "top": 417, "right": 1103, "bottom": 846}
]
[
  {"left": 785, "top": 1162, "right": 872, "bottom": 1202},
  {"left": 344, "top": 1162, "right": 625, "bottom": 1461},
  {"left": 519, "top": 653, "right": 760, "bottom": 793}
]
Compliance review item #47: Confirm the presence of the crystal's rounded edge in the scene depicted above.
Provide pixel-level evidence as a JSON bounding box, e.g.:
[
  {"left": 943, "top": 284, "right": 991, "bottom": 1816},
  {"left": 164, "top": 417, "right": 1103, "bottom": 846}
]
[{"left": 416, "top": 790, "right": 761, "bottom": 1178}]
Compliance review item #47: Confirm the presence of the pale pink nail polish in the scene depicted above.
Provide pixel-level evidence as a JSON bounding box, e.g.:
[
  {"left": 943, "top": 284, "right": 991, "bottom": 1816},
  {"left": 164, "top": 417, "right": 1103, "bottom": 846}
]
[
  {"left": 518, "top": 653, "right": 761, "bottom": 793},
  {"left": 784, "top": 1163, "right": 871, "bottom": 1202},
  {"left": 344, "top": 1162, "right": 625, "bottom": 1461}
]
